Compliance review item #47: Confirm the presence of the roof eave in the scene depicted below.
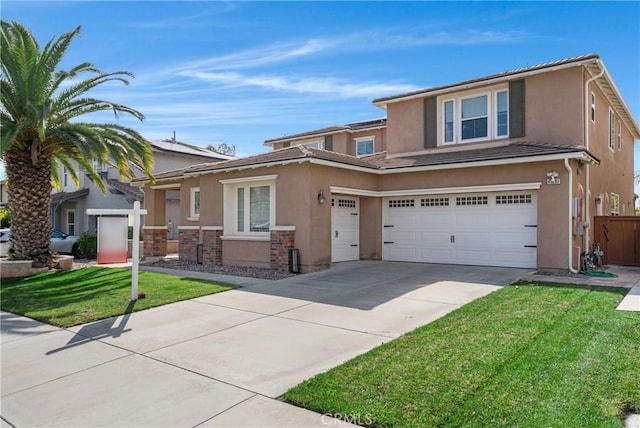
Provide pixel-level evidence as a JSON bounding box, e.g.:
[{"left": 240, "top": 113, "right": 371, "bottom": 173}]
[{"left": 373, "top": 57, "right": 600, "bottom": 109}]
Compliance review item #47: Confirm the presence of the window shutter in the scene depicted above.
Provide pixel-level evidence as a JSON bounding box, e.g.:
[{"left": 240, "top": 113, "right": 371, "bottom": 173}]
[
  {"left": 324, "top": 135, "right": 333, "bottom": 151},
  {"left": 424, "top": 97, "right": 437, "bottom": 148},
  {"left": 509, "top": 79, "right": 525, "bottom": 138}
]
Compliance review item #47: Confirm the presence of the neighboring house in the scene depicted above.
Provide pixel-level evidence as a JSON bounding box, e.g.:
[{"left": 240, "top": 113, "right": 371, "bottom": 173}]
[
  {"left": 52, "top": 139, "right": 234, "bottom": 238},
  {"left": 0, "top": 180, "right": 8, "bottom": 209},
  {"left": 135, "top": 54, "right": 639, "bottom": 273}
]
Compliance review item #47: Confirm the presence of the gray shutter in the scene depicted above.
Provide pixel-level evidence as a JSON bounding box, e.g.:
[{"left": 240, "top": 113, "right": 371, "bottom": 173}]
[
  {"left": 424, "top": 97, "right": 437, "bottom": 148},
  {"left": 324, "top": 135, "right": 333, "bottom": 151},
  {"left": 509, "top": 79, "right": 525, "bottom": 138}
]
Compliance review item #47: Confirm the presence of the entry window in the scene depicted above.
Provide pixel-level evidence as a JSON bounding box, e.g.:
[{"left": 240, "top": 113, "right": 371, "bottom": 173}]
[
  {"left": 610, "top": 193, "right": 619, "bottom": 216},
  {"left": 66, "top": 210, "right": 76, "bottom": 235}
]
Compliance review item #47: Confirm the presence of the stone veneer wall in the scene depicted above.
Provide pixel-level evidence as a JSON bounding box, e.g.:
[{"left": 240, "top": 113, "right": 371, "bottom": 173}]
[
  {"left": 178, "top": 228, "right": 199, "bottom": 262},
  {"left": 270, "top": 229, "right": 295, "bottom": 272},
  {"left": 202, "top": 229, "right": 223, "bottom": 266},
  {"left": 143, "top": 227, "right": 167, "bottom": 257}
]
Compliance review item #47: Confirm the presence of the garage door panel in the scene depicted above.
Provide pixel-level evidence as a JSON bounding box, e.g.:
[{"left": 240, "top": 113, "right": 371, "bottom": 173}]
[{"left": 383, "top": 191, "right": 537, "bottom": 268}]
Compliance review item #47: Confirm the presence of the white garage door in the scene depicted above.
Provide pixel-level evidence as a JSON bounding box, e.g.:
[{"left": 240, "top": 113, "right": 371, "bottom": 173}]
[{"left": 382, "top": 192, "right": 537, "bottom": 268}]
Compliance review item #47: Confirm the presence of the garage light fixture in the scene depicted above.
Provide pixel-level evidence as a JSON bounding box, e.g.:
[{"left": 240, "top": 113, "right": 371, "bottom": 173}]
[{"left": 317, "top": 190, "right": 326, "bottom": 204}]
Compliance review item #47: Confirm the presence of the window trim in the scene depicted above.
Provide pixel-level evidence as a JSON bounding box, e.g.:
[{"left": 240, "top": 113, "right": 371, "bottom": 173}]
[
  {"left": 608, "top": 108, "right": 615, "bottom": 151},
  {"left": 439, "top": 85, "right": 508, "bottom": 145},
  {"left": 355, "top": 136, "right": 375, "bottom": 157},
  {"left": 223, "top": 178, "right": 276, "bottom": 237},
  {"left": 190, "top": 187, "right": 201, "bottom": 219}
]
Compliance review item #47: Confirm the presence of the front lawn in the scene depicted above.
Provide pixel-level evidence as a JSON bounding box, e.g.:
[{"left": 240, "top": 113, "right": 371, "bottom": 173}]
[
  {"left": 1, "top": 267, "right": 233, "bottom": 327},
  {"left": 284, "top": 283, "right": 640, "bottom": 427}
]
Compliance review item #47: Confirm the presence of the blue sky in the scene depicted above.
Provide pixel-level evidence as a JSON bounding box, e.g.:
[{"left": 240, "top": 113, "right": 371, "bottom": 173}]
[{"left": 1, "top": 1, "right": 639, "bottom": 189}]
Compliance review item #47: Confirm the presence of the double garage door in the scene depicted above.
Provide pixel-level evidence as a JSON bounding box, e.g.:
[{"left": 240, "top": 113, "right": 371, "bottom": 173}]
[{"left": 382, "top": 191, "right": 537, "bottom": 268}]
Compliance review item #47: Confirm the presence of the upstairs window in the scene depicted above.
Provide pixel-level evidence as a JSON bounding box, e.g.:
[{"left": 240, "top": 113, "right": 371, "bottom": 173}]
[
  {"left": 608, "top": 108, "right": 615, "bottom": 151},
  {"left": 303, "top": 141, "right": 323, "bottom": 150},
  {"left": 441, "top": 87, "right": 508, "bottom": 145},
  {"left": 617, "top": 120, "right": 622, "bottom": 150},
  {"left": 355, "top": 137, "right": 375, "bottom": 156},
  {"left": 591, "top": 92, "right": 596, "bottom": 122}
]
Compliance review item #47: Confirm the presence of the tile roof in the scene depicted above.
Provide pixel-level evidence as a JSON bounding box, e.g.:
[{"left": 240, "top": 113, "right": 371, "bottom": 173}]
[
  {"left": 264, "top": 117, "right": 387, "bottom": 145},
  {"left": 151, "top": 139, "right": 235, "bottom": 160},
  {"left": 373, "top": 54, "right": 600, "bottom": 105},
  {"left": 135, "top": 141, "right": 597, "bottom": 184},
  {"left": 50, "top": 188, "right": 90, "bottom": 204}
]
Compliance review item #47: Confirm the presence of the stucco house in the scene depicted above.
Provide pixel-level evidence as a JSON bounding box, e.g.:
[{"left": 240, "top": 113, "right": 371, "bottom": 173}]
[
  {"left": 135, "top": 54, "right": 639, "bottom": 273},
  {"left": 52, "top": 138, "right": 234, "bottom": 238}
]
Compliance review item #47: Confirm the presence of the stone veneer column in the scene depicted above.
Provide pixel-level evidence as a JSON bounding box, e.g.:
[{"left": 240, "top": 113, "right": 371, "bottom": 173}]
[
  {"left": 143, "top": 226, "right": 167, "bottom": 257},
  {"left": 270, "top": 226, "right": 296, "bottom": 272},
  {"left": 178, "top": 226, "right": 200, "bottom": 262},
  {"left": 202, "top": 226, "right": 223, "bottom": 266}
]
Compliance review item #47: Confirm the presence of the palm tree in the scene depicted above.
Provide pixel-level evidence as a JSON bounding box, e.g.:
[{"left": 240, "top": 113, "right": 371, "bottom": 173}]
[{"left": 1, "top": 21, "right": 154, "bottom": 266}]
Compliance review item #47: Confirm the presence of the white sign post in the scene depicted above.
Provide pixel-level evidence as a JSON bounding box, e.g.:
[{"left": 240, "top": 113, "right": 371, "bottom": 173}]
[{"left": 86, "top": 201, "right": 147, "bottom": 301}]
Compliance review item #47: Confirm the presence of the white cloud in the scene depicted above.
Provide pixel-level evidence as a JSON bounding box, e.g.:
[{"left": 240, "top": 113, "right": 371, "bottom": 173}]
[{"left": 180, "top": 71, "right": 418, "bottom": 98}]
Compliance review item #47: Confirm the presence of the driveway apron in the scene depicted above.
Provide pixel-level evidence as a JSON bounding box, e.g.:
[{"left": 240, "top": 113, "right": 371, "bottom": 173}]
[{"left": 1, "top": 262, "right": 530, "bottom": 427}]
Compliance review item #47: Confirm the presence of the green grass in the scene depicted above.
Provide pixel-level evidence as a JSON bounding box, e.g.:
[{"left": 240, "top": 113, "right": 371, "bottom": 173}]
[
  {"left": 284, "top": 283, "right": 640, "bottom": 427},
  {"left": 1, "top": 267, "right": 233, "bottom": 327}
]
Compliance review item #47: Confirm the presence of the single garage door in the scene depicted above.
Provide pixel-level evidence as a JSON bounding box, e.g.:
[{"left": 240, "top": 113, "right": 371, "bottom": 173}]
[{"left": 382, "top": 191, "right": 537, "bottom": 268}]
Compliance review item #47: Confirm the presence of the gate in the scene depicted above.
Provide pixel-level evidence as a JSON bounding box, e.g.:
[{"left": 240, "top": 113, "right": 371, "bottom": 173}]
[{"left": 593, "top": 216, "right": 640, "bottom": 266}]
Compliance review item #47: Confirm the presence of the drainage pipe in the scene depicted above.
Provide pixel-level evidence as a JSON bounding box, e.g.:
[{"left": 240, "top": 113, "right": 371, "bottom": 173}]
[
  {"left": 565, "top": 158, "right": 579, "bottom": 273},
  {"left": 583, "top": 61, "right": 604, "bottom": 252}
]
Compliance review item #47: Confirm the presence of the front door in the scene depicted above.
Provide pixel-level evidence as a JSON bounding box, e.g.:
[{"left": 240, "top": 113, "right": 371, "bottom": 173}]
[{"left": 331, "top": 196, "right": 359, "bottom": 262}]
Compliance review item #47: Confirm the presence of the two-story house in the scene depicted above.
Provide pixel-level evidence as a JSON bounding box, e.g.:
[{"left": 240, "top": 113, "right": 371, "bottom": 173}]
[
  {"left": 135, "top": 54, "right": 639, "bottom": 273},
  {"left": 52, "top": 138, "right": 234, "bottom": 239}
]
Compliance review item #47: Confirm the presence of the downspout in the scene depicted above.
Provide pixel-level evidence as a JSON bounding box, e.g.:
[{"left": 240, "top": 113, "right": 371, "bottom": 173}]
[
  {"left": 583, "top": 61, "right": 605, "bottom": 252},
  {"left": 565, "top": 158, "right": 579, "bottom": 273}
]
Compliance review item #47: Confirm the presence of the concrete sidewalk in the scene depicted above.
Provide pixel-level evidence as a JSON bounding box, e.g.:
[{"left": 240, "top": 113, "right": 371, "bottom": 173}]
[{"left": 1, "top": 262, "right": 531, "bottom": 427}]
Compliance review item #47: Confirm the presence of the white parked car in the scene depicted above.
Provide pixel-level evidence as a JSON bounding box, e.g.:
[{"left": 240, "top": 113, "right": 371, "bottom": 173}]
[{"left": 0, "top": 228, "right": 83, "bottom": 258}]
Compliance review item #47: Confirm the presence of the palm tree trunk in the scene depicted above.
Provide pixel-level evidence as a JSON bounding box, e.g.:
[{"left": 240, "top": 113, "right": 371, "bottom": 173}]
[{"left": 5, "top": 144, "right": 54, "bottom": 266}]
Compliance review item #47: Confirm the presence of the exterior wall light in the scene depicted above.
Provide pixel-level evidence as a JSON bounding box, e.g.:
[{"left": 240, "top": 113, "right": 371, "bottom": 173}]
[{"left": 317, "top": 190, "right": 326, "bottom": 204}]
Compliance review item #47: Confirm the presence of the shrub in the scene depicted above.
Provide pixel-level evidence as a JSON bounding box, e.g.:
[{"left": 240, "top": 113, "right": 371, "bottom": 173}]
[
  {"left": 77, "top": 232, "right": 97, "bottom": 259},
  {"left": 127, "top": 226, "right": 143, "bottom": 240},
  {"left": 0, "top": 208, "right": 10, "bottom": 228}
]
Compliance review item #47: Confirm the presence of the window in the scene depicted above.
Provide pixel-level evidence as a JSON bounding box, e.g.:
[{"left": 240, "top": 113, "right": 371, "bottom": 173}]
[
  {"left": 617, "top": 120, "right": 622, "bottom": 150},
  {"left": 441, "top": 87, "right": 508, "bottom": 144},
  {"left": 421, "top": 198, "right": 449, "bottom": 207},
  {"left": 66, "top": 210, "right": 75, "bottom": 235},
  {"left": 456, "top": 196, "right": 488, "bottom": 206},
  {"left": 496, "top": 194, "right": 532, "bottom": 205},
  {"left": 355, "top": 137, "right": 374, "bottom": 156},
  {"left": 610, "top": 193, "right": 619, "bottom": 216},
  {"left": 221, "top": 175, "right": 276, "bottom": 236},
  {"left": 190, "top": 187, "right": 200, "bottom": 218},
  {"left": 609, "top": 108, "right": 615, "bottom": 151},
  {"left": 303, "top": 141, "right": 322, "bottom": 150},
  {"left": 461, "top": 95, "right": 488, "bottom": 140},
  {"left": 388, "top": 199, "right": 415, "bottom": 208},
  {"left": 591, "top": 92, "right": 596, "bottom": 122},
  {"left": 443, "top": 100, "right": 454, "bottom": 143},
  {"left": 496, "top": 91, "right": 508, "bottom": 137},
  {"left": 63, "top": 167, "right": 69, "bottom": 188}
]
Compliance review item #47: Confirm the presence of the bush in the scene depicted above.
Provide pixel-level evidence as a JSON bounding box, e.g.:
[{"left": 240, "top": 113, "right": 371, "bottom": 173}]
[
  {"left": 0, "top": 208, "right": 10, "bottom": 228},
  {"left": 77, "top": 232, "right": 97, "bottom": 259},
  {"left": 127, "top": 226, "right": 143, "bottom": 240}
]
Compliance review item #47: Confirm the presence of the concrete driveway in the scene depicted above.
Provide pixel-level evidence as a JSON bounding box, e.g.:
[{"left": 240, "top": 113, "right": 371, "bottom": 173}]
[{"left": 1, "top": 261, "right": 530, "bottom": 427}]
